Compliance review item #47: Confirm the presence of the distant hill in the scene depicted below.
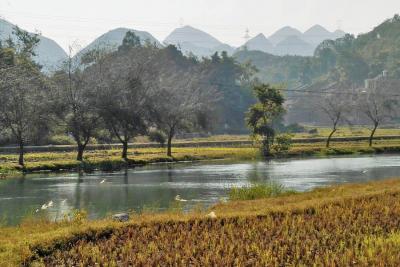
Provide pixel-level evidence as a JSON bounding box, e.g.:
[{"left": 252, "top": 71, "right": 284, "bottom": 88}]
[
  {"left": 313, "top": 14, "right": 400, "bottom": 81},
  {"left": 242, "top": 33, "right": 274, "bottom": 53},
  {"left": 164, "top": 25, "right": 234, "bottom": 57},
  {"left": 268, "top": 26, "right": 303, "bottom": 46},
  {"left": 0, "top": 18, "right": 67, "bottom": 72},
  {"left": 244, "top": 25, "right": 346, "bottom": 57},
  {"left": 303, "top": 25, "right": 335, "bottom": 46},
  {"left": 332, "top": 29, "right": 346, "bottom": 39},
  {"left": 162, "top": 25, "right": 344, "bottom": 58},
  {"left": 353, "top": 14, "right": 400, "bottom": 76},
  {"left": 274, "top": 35, "right": 315, "bottom": 56},
  {"left": 74, "top": 28, "right": 161, "bottom": 60},
  {"left": 235, "top": 13, "right": 400, "bottom": 88}
]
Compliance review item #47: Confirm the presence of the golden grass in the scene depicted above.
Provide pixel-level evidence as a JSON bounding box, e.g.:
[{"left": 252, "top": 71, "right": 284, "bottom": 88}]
[{"left": 1, "top": 178, "right": 400, "bottom": 265}]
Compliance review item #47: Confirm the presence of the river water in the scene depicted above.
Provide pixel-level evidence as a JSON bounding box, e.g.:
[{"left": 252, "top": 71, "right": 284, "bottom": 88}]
[{"left": 1, "top": 155, "right": 399, "bottom": 225}]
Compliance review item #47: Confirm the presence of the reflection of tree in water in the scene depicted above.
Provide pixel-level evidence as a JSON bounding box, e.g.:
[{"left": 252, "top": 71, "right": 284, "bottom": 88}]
[
  {"left": 167, "top": 165, "right": 174, "bottom": 183},
  {"left": 245, "top": 161, "right": 273, "bottom": 184},
  {"left": 74, "top": 171, "right": 84, "bottom": 210},
  {"left": 17, "top": 173, "right": 26, "bottom": 185},
  {"left": 123, "top": 168, "right": 129, "bottom": 207},
  {"left": 123, "top": 168, "right": 128, "bottom": 184}
]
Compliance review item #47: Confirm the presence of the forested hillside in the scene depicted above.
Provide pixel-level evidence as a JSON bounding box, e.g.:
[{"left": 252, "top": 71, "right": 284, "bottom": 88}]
[
  {"left": 235, "top": 14, "right": 400, "bottom": 87},
  {"left": 234, "top": 50, "right": 310, "bottom": 87}
]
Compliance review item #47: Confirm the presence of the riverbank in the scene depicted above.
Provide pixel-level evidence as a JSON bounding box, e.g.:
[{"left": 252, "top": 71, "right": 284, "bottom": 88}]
[
  {"left": 1, "top": 139, "right": 400, "bottom": 178},
  {"left": 1, "top": 178, "right": 400, "bottom": 265}
]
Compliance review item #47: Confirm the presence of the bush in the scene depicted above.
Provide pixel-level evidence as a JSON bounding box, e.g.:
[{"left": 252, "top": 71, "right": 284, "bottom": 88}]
[
  {"left": 273, "top": 134, "right": 293, "bottom": 153},
  {"left": 285, "top": 123, "right": 306, "bottom": 133},
  {"left": 229, "top": 183, "right": 295, "bottom": 201},
  {"left": 148, "top": 130, "right": 166, "bottom": 147},
  {"left": 48, "top": 135, "right": 75, "bottom": 145},
  {"left": 88, "top": 137, "right": 98, "bottom": 145},
  {"left": 308, "top": 128, "right": 318, "bottom": 134}
]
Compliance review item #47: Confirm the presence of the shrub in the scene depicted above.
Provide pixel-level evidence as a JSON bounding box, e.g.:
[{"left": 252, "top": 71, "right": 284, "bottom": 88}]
[
  {"left": 308, "top": 128, "right": 318, "bottom": 134},
  {"left": 285, "top": 123, "right": 306, "bottom": 133},
  {"left": 88, "top": 137, "right": 98, "bottom": 145},
  {"left": 228, "top": 183, "right": 294, "bottom": 201},
  {"left": 48, "top": 135, "right": 75, "bottom": 145},
  {"left": 148, "top": 130, "right": 166, "bottom": 147},
  {"left": 273, "top": 134, "right": 293, "bottom": 153}
]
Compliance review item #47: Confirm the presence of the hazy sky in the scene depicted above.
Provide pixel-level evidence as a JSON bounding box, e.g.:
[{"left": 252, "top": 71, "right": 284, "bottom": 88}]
[{"left": 0, "top": 0, "right": 399, "bottom": 51}]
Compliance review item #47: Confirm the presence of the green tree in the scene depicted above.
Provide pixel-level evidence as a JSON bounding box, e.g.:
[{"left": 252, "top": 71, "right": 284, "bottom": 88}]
[
  {"left": 202, "top": 52, "right": 256, "bottom": 133},
  {"left": 246, "top": 84, "right": 285, "bottom": 157},
  {"left": 119, "top": 31, "right": 141, "bottom": 50},
  {"left": 96, "top": 46, "right": 156, "bottom": 160}
]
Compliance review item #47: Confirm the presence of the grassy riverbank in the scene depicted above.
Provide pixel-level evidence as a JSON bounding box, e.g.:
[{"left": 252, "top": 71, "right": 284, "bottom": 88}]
[
  {"left": 1, "top": 178, "right": 400, "bottom": 265},
  {"left": 174, "top": 127, "right": 400, "bottom": 141},
  {"left": 1, "top": 138, "right": 400, "bottom": 178}
]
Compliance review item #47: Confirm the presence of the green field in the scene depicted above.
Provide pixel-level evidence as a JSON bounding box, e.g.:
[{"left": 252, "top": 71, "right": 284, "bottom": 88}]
[
  {"left": 175, "top": 127, "right": 400, "bottom": 142},
  {"left": 1, "top": 178, "right": 400, "bottom": 265}
]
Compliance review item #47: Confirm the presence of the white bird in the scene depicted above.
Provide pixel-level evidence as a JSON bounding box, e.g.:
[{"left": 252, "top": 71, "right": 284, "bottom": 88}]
[
  {"left": 61, "top": 199, "right": 67, "bottom": 204},
  {"left": 362, "top": 170, "right": 368, "bottom": 174},
  {"left": 219, "top": 197, "right": 228, "bottom": 203},
  {"left": 41, "top": 204, "right": 48, "bottom": 210},
  {"left": 47, "top": 201, "right": 53, "bottom": 207},
  {"left": 100, "top": 179, "right": 106, "bottom": 184},
  {"left": 175, "top": 195, "right": 187, "bottom": 202},
  {"left": 35, "top": 209, "right": 39, "bottom": 213},
  {"left": 206, "top": 211, "right": 217, "bottom": 219}
]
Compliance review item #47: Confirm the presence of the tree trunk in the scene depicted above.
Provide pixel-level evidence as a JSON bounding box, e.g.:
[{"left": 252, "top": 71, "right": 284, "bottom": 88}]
[
  {"left": 262, "top": 137, "right": 271, "bottom": 157},
  {"left": 18, "top": 141, "right": 24, "bottom": 166},
  {"left": 167, "top": 128, "right": 174, "bottom": 157},
  {"left": 326, "top": 128, "right": 337, "bottom": 148},
  {"left": 369, "top": 123, "right": 378, "bottom": 147},
  {"left": 122, "top": 141, "right": 128, "bottom": 161},
  {"left": 77, "top": 144, "right": 85, "bottom": 161}
]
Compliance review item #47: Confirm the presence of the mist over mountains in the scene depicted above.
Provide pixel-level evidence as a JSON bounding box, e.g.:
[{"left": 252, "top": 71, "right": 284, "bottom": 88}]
[
  {"left": 163, "top": 24, "right": 345, "bottom": 57},
  {"left": 0, "top": 17, "right": 346, "bottom": 71},
  {"left": 163, "top": 25, "right": 235, "bottom": 57},
  {"left": 243, "top": 25, "right": 345, "bottom": 56}
]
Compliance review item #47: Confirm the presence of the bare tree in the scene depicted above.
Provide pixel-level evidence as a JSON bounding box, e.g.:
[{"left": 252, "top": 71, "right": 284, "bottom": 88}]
[
  {"left": 319, "top": 92, "right": 350, "bottom": 148},
  {"left": 357, "top": 81, "right": 397, "bottom": 146},
  {"left": 52, "top": 45, "right": 101, "bottom": 161},
  {"left": 152, "top": 62, "right": 217, "bottom": 156}
]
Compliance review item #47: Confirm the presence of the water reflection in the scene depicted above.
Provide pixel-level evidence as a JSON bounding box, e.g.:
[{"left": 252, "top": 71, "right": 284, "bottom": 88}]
[{"left": 1, "top": 155, "right": 400, "bottom": 225}]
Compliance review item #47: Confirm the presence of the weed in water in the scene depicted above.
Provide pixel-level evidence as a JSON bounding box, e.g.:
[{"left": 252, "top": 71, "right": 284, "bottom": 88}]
[{"left": 228, "top": 182, "right": 295, "bottom": 201}]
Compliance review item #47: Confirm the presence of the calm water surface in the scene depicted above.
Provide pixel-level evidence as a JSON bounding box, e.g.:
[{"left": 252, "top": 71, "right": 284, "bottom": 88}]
[{"left": 1, "top": 155, "right": 400, "bottom": 225}]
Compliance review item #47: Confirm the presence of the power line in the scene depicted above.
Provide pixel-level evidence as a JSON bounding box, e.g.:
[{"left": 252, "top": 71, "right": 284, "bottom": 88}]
[{"left": 196, "top": 80, "right": 400, "bottom": 98}]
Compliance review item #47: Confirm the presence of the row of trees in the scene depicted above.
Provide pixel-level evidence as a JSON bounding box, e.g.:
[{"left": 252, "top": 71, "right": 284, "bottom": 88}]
[
  {"left": 0, "top": 29, "right": 221, "bottom": 165},
  {"left": 319, "top": 80, "right": 399, "bottom": 148},
  {"left": 246, "top": 80, "right": 400, "bottom": 156}
]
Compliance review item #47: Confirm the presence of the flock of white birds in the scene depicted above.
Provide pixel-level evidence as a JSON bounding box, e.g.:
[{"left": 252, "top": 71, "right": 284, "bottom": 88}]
[{"left": 34, "top": 178, "right": 219, "bottom": 219}]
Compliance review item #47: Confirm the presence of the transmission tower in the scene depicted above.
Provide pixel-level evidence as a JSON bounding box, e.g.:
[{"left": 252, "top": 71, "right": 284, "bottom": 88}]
[{"left": 243, "top": 28, "right": 251, "bottom": 42}]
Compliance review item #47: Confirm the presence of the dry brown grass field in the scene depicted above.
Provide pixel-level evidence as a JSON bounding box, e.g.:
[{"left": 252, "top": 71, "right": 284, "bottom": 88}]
[{"left": 1, "top": 179, "right": 400, "bottom": 265}]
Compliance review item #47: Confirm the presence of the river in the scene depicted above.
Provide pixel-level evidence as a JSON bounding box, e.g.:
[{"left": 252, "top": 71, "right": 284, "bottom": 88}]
[{"left": 1, "top": 154, "right": 400, "bottom": 225}]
